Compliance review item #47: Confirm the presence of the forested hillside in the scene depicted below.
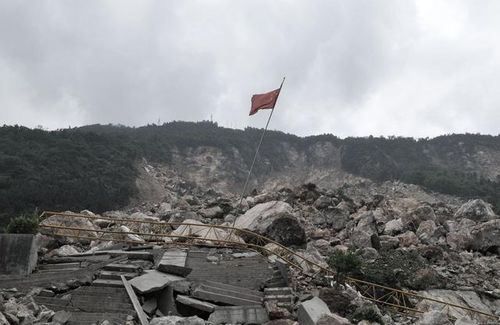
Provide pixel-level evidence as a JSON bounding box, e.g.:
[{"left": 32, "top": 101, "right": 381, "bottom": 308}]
[{"left": 1, "top": 122, "right": 500, "bottom": 230}]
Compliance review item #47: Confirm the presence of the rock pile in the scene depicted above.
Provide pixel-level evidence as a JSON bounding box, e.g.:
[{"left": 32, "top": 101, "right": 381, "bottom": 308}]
[{"left": 3, "top": 176, "right": 500, "bottom": 324}]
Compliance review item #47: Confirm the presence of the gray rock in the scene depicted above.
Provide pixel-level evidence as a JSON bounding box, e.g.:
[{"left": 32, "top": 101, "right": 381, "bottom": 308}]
[
  {"left": 166, "top": 211, "right": 200, "bottom": 224},
  {"left": 3, "top": 312, "right": 19, "bottom": 325},
  {"left": 158, "top": 286, "right": 178, "bottom": 316},
  {"left": 0, "top": 313, "right": 9, "bottom": 325},
  {"left": 317, "top": 313, "right": 353, "bottom": 325},
  {"left": 234, "top": 201, "right": 292, "bottom": 231},
  {"left": 176, "top": 295, "right": 216, "bottom": 312},
  {"left": 298, "top": 297, "right": 332, "bottom": 325},
  {"left": 417, "top": 220, "right": 438, "bottom": 244},
  {"left": 379, "top": 235, "right": 399, "bottom": 250},
  {"left": 157, "top": 249, "right": 192, "bottom": 277},
  {"left": 208, "top": 305, "right": 268, "bottom": 325},
  {"left": 156, "top": 202, "right": 173, "bottom": 217},
  {"left": 453, "top": 317, "right": 476, "bottom": 325},
  {"left": 350, "top": 229, "right": 372, "bottom": 248},
  {"left": 314, "top": 195, "right": 333, "bottom": 209},
  {"left": 403, "top": 205, "right": 436, "bottom": 230},
  {"left": 142, "top": 297, "right": 157, "bottom": 315},
  {"left": 397, "top": 231, "right": 419, "bottom": 247},
  {"left": 235, "top": 201, "right": 306, "bottom": 245},
  {"left": 198, "top": 206, "right": 224, "bottom": 219},
  {"left": 359, "top": 247, "right": 379, "bottom": 261},
  {"left": 415, "top": 310, "right": 452, "bottom": 325},
  {"left": 384, "top": 219, "right": 404, "bottom": 236},
  {"left": 48, "top": 245, "right": 80, "bottom": 257},
  {"left": 150, "top": 316, "right": 205, "bottom": 325},
  {"left": 454, "top": 199, "right": 497, "bottom": 222},
  {"left": 52, "top": 310, "right": 72, "bottom": 324},
  {"left": 264, "top": 214, "right": 307, "bottom": 246},
  {"left": 129, "top": 270, "right": 184, "bottom": 294},
  {"left": 470, "top": 219, "right": 500, "bottom": 253}
]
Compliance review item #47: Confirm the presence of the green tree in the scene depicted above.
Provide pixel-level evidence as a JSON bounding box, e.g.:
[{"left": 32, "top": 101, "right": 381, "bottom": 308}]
[
  {"left": 327, "top": 250, "right": 362, "bottom": 285},
  {"left": 6, "top": 214, "right": 39, "bottom": 234}
]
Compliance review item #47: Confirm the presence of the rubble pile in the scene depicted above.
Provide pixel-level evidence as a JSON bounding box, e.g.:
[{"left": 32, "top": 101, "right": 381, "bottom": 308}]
[{"left": 1, "top": 176, "right": 500, "bottom": 324}]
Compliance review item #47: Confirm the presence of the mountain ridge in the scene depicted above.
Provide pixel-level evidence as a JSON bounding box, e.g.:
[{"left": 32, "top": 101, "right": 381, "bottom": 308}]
[{"left": 2, "top": 121, "right": 500, "bottom": 229}]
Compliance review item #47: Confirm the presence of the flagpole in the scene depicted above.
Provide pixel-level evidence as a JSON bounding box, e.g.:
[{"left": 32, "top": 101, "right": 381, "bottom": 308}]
[{"left": 233, "top": 77, "right": 285, "bottom": 225}]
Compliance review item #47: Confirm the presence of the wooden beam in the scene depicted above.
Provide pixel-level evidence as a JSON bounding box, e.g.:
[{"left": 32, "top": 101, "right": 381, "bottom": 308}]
[{"left": 121, "top": 275, "right": 149, "bottom": 325}]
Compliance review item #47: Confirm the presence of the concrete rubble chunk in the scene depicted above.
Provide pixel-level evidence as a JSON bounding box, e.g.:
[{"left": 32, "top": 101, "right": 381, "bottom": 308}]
[
  {"left": 150, "top": 315, "right": 205, "bottom": 325},
  {"left": 454, "top": 199, "right": 497, "bottom": 222},
  {"left": 128, "top": 270, "right": 184, "bottom": 294},
  {"left": 176, "top": 294, "right": 217, "bottom": 312},
  {"left": 52, "top": 310, "right": 72, "bottom": 324},
  {"left": 208, "top": 305, "right": 269, "bottom": 325},
  {"left": 415, "top": 310, "right": 452, "bottom": 325},
  {"left": 158, "top": 285, "right": 179, "bottom": 316},
  {"left": 142, "top": 297, "right": 158, "bottom": 315},
  {"left": 263, "top": 320, "right": 298, "bottom": 325},
  {"left": 170, "top": 280, "right": 191, "bottom": 294},
  {"left": 234, "top": 201, "right": 292, "bottom": 231},
  {"left": 298, "top": 297, "right": 332, "bottom": 325},
  {"left": 169, "top": 219, "right": 244, "bottom": 244},
  {"left": 317, "top": 313, "right": 353, "bottom": 325},
  {"left": 191, "top": 281, "right": 263, "bottom": 306},
  {"left": 48, "top": 244, "right": 81, "bottom": 257},
  {"left": 157, "top": 249, "right": 192, "bottom": 276}
]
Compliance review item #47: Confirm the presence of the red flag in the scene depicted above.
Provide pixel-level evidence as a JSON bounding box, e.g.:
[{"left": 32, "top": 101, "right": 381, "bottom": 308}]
[{"left": 249, "top": 88, "right": 281, "bottom": 116}]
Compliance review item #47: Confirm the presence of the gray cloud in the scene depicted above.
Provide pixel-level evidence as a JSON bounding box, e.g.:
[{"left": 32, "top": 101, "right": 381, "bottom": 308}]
[{"left": 1, "top": 0, "right": 499, "bottom": 137}]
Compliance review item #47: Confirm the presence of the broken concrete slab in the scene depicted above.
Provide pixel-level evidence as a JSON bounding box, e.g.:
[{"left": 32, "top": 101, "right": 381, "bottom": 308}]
[
  {"left": 176, "top": 295, "right": 217, "bottom": 313},
  {"left": 191, "top": 281, "right": 263, "bottom": 306},
  {"left": 157, "top": 249, "right": 192, "bottom": 277},
  {"left": 142, "top": 297, "right": 157, "bottom": 316},
  {"left": 129, "top": 270, "right": 184, "bottom": 294},
  {"left": 297, "top": 297, "right": 332, "bottom": 325},
  {"left": 170, "top": 280, "right": 191, "bottom": 294},
  {"left": 0, "top": 234, "right": 38, "bottom": 275},
  {"left": 150, "top": 315, "right": 205, "bottom": 325},
  {"left": 208, "top": 305, "right": 269, "bottom": 325},
  {"left": 158, "top": 285, "right": 178, "bottom": 316}
]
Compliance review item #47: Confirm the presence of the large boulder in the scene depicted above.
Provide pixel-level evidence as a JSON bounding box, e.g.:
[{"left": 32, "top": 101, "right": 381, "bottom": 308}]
[
  {"left": 350, "top": 229, "right": 372, "bottom": 249},
  {"left": 383, "top": 218, "right": 404, "bottom": 236},
  {"left": 397, "top": 231, "right": 420, "bottom": 247},
  {"left": 264, "top": 215, "right": 307, "bottom": 246},
  {"left": 416, "top": 220, "right": 438, "bottom": 244},
  {"left": 445, "top": 218, "right": 475, "bottom": 250},
  {"left": 235, "top": 201, "right": 292, "bottom": 230},
  {"left": 117, "top": 225, "right": 145, "bottom": 243},
  {"left": 48, "top": 245, "right": 80, "bottom": 257},
  {"left": 454, "top": 199, "right": 497, "bottom": 222},
  {"left": 297, "top": 297, "right": 332, "bottom": 325},
  {"left": 234, "top": 201, "right": 306, "bottom": 245},
  {"left": 415, "top": 310, "right": 452, "bottom": 325},
  {"left": 402, "top": 205, "right": 436, "bottom": 230},
  {"left": 314, "top": 207, "right": 350, "bottom": 231},
  {"left": 417, "top": 289, "right": 499, "bottom": 322},
  {"left": 40, "top": 212, "right": 99, "bottom": 244},
  {"left": 470, "top": 219, "right": 500, "bottom": 253},
  {"left": 168, "top": 219, "right": 244, "bottom": 245}
]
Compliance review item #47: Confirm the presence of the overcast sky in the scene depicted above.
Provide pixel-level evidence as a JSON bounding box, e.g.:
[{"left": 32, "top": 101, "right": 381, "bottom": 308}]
[{"left": 1, "top": 1, "right": 499, "bottom": 138}]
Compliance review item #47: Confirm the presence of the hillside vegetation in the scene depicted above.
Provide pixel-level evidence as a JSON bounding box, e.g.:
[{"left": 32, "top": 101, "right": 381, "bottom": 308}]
[{"left": 1, "top": 122, "right": 500, "bottom": 229}]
